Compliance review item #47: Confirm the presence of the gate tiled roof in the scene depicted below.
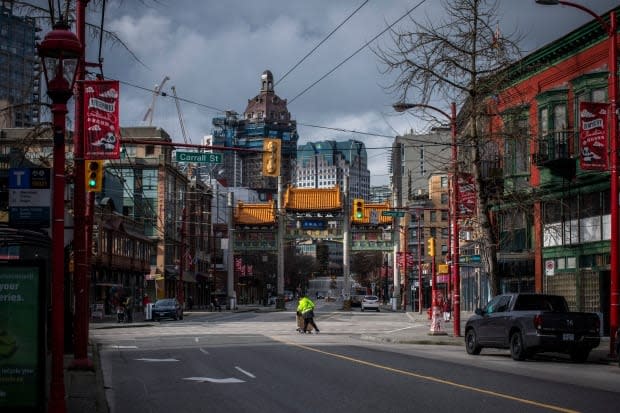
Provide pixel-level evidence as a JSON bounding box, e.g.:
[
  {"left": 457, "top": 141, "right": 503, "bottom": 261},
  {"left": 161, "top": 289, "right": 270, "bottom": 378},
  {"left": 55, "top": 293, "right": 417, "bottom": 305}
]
[
  {"left": 283, "top": 185, "right": 342, "bottom": 211},
  {"left": 234, "top": 200, "right": 276, "bottom": 225}
]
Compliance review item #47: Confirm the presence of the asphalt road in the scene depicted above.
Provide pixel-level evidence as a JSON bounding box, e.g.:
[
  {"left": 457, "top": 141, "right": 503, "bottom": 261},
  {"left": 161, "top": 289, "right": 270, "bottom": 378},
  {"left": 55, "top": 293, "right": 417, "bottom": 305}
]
[{"left": 92, "top": 303, "right": 620, "bottom": 413}]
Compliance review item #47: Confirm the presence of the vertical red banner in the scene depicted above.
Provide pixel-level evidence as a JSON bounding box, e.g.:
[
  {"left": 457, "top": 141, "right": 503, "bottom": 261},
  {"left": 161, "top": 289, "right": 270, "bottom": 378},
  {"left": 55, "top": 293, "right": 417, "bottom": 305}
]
[
  {"left": 84, "top": 80, "right": 121, "bottom": 159},
  {"left": 579, "top": 101, "right": 608, "bottom": 171},
  {"left": 457, "top": 173, "right": 476, "bottom": 218}
]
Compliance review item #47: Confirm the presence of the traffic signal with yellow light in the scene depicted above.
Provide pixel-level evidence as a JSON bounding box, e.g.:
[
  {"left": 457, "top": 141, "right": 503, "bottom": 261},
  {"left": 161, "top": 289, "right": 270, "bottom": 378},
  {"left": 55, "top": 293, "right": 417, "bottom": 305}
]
[
  {"left": 427, "top": 237, "right": 436, "bottom": 257},
  {"left": 85, "top": 160, "right": 104, "bottom": 192},
  {"left": 262, "top": 138, "right": 281, "bottom": 177},
  {"left": 352, "top": 198, "right": 365, "bottom": 222}
]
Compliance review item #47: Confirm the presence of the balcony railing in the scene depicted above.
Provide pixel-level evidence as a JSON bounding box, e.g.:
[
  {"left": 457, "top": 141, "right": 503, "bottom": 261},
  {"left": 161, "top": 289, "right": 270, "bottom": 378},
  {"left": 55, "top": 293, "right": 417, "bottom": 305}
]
[{"left": 534, "top": 130, "right": 574, "bottom": 166}]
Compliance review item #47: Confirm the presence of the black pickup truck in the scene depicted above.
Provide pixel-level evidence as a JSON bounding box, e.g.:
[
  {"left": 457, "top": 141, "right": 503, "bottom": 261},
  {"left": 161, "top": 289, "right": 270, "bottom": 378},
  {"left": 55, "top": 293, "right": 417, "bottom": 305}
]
[{"left": 465, "top": 293, "right": 600, "bottom": 362}]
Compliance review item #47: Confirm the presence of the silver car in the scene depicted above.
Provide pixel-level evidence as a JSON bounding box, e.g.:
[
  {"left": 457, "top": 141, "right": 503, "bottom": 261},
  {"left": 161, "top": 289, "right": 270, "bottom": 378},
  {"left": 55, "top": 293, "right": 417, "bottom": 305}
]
[{"left": 361, "top": 295, "right": 380, "bottom": 312}]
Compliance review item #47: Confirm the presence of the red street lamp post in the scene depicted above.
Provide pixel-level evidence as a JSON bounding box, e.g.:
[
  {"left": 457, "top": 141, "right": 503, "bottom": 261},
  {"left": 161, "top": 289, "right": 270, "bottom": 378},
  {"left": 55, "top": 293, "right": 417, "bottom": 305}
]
[
  {"left": 37, "top": 21, "right": 82, "bottom": 413},
  {"left": 535, "top": 0, "right": 618, "bottom": 357},
  {"left": 393, "top": 102, "right": 461, "bottom": 337}
]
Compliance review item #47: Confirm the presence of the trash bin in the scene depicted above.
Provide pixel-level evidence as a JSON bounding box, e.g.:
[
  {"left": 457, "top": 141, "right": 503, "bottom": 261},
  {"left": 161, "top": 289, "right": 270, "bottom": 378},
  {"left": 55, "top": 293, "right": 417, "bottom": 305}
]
[{"left": 145, "top": 303, "right": 153, "bottom": 320}]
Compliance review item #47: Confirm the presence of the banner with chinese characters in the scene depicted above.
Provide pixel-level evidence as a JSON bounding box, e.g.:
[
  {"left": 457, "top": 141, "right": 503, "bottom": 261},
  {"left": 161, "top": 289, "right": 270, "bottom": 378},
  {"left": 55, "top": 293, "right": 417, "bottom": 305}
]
[
  {"left": 579, "top": 102, "right": 608, "bottom": 171},
  {"left": 84, "top": 80, "right": 121, "bottom": 159}
]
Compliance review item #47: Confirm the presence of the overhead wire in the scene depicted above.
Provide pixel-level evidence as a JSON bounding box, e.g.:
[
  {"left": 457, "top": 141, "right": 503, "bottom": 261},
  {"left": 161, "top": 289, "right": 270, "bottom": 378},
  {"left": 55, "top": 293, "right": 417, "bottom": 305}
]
[
  {"left": 288, "top": 0, "right": 427, "bottom": 105},
  {"left": 275, "top": 0, "right": 370, "bottom": 87}
]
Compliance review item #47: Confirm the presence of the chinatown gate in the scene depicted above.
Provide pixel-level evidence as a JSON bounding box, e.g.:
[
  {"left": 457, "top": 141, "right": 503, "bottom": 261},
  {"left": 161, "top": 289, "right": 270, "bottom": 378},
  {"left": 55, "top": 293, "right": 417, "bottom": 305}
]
[{"left": 232, "top": 185, "right": 396, "bottom": 306}]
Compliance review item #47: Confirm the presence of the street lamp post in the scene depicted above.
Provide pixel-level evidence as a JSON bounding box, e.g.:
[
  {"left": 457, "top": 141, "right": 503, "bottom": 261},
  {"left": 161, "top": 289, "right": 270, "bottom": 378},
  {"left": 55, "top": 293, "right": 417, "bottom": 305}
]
[
  {"left": 393, "top": 102, "right": 461, "bottom": 337},
  {"left": 37, "top": 21, "right": 82, "bottom": 413},
  {"left": 535, "top": 0, "right": 618, "bottom": 357}
]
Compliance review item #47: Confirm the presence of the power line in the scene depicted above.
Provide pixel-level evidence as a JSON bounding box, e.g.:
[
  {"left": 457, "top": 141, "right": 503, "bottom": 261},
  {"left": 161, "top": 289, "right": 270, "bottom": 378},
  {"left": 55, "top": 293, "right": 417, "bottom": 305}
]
[
  {"left": 275, "top": 0, "right": 370, "bottom": 87},
  {"left": 288, "top": 0, "right": 427, "bottom": 105}
]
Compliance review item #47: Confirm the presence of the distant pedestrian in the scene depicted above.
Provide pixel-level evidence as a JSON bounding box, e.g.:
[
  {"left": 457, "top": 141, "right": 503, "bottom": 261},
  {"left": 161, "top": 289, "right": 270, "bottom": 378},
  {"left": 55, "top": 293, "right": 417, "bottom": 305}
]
[
  {"left": 443, "top": 296, "right": 452, "bottom": 322},
  {"left": 297, "top": 295, "right": 319, "bottom": 334}
]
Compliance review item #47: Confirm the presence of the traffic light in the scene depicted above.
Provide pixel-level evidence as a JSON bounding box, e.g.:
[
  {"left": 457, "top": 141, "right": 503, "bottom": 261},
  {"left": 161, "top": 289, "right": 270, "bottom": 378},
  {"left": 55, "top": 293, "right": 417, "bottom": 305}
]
[
  {"left": 85, "top": 160, "right": 104, "bottom": 192},
  {"left": 427, "top": 237, "right": 436, "bottom": 257},
  {"left": 262, "top": 138, "right": 281, "bottom": 177},
  {"left": 352, "top": 198, "right": 365, "bottom": 222}
]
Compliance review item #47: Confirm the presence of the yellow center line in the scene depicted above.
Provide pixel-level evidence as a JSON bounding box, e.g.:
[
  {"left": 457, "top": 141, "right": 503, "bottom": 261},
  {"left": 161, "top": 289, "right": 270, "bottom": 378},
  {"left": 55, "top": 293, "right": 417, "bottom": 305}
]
[{"left": 273, "top": 337, "right": 579, "bottom": 413}]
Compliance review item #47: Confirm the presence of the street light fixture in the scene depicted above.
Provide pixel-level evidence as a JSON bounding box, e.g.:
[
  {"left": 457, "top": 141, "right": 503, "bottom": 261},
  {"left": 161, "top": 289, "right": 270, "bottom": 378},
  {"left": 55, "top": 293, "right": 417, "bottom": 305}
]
[
  {"left": 37, "top": 20, "right": 82, "bottom": 413},
  {"left": 393, "top": 102, "right": 461, "bottom": 337},
  {"left": 535, "top": 0, "right": 618, "bottom": 357}
]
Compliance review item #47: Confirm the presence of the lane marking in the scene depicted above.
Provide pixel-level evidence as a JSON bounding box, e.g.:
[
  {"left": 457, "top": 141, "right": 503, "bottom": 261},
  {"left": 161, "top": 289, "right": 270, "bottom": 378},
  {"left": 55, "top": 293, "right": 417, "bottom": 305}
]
[
  {"left": 273, "top": 338, "right": 579, "bottom": 413},
  {"left": 199, "top": 348, "right": 209, "bottom": 355},
  {"left": 183, "top": 377, "right": 244, "bottom": 384},
  {"left": 135, "top": 358, "right": 179, "bottom": 362},
  {"left": 235, "top": 366, "right": 256, "bottom": 378},
  {"left": 109, "top": 345, "right": 138, "bottom": 349}
]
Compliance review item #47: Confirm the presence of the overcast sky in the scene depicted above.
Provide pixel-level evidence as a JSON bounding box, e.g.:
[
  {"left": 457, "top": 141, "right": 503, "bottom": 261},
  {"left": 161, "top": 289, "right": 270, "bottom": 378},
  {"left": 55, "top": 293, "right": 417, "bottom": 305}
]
[{"left": 81, "top": 0, "right": 619, "bottom": 186}]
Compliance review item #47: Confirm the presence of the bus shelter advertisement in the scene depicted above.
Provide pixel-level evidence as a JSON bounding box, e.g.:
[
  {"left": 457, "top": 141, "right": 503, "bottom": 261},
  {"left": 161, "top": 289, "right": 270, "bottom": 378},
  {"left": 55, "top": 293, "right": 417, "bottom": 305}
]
[{"left": 0, "top": 262, "right": 44, "bottom": 411}]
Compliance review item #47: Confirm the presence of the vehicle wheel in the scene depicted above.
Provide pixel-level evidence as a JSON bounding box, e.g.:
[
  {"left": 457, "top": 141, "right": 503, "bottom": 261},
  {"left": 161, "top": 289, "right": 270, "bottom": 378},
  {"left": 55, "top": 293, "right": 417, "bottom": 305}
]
[
  {"left": 376, "top": 308, "right": 380, "bottom": 312},
  {"left": 465, "top": 329, "right": 482, "bottom": 355},
  {"left": 569, "top": 349, "right": 590, "bottom": 363},
  {"left": 510, "top": 331, "right": 528, "bottom": 361}
]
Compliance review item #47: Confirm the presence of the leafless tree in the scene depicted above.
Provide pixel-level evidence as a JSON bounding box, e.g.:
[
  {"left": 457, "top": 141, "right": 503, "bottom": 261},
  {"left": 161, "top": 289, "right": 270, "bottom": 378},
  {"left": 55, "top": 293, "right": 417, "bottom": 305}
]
[{"left": 375, "top": 0, "right": 527, "bottom": 296}]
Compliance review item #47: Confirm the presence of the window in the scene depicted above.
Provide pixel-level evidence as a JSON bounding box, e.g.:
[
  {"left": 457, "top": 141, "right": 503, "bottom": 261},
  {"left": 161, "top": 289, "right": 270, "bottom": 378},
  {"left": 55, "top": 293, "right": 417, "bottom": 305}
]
[
  {"left": 441, "top": 176, "right": 448, "bottom": 188},
  {"left": 503, "top": 107, "right": 530, "bottom": 175}
]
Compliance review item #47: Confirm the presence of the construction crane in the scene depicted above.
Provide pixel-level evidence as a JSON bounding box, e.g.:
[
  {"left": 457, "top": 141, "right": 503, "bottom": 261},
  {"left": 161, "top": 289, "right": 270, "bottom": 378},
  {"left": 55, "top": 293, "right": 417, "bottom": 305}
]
[
  {"left": 171, "top": 86, "right": 190, "bottom": 144},
  {"left": 142, "top": 75, "right": 170, "bottom": 126}
]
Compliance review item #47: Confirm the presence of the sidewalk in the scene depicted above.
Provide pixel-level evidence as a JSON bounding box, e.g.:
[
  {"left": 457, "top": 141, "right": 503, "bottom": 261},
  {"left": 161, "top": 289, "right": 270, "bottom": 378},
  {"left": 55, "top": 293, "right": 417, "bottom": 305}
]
[{"left": 65, "top": 305, "right": 617, "bottom": 413}]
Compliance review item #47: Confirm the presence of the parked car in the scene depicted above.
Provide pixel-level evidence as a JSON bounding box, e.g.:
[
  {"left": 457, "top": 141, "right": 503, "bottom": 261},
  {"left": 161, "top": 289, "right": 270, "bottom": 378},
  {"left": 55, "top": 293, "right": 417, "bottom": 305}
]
[
  {"left": 316, "top": 291, "right": 326, "bottom": 299},
  {"left": 361, "top": 295, "right": 380, "bottom": 312},
  {"left": 152, "top": 298, "right": 183, "bottom": 321},
  {"left": 464, "top": 293, "right": 600, "bottom": 362}
]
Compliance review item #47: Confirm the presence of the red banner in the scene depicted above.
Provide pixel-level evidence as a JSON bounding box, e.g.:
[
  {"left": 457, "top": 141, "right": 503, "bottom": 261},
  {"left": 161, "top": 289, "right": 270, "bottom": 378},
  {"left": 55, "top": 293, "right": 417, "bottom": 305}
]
[
  {"left": 458, "top": 173, "right": 476, "bottom": 217},
  {"left": 579, "top": 102, "right": 608, "bottom": 171},
  {"left": 84, "top": 80, "right": 121, "bottom": 159}
]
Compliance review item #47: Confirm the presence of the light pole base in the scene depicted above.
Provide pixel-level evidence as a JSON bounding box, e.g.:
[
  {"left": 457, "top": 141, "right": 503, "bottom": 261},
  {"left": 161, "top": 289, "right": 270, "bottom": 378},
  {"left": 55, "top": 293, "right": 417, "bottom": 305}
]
[
  {"left": 429, "top": 305, "right": 447, "bottom": 335},
  {"left": 342, "top": 299, "right": 352, "bottom": 311}
]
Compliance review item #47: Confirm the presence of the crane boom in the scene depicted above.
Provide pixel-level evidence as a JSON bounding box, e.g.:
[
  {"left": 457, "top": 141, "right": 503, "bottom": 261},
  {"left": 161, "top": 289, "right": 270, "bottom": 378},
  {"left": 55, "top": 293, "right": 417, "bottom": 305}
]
[
  {"left": 171, "top": 86, "right": 189, "bottom": 144},
  {"left": 143, "top": 75, "right": 170, "bottom": 126}
]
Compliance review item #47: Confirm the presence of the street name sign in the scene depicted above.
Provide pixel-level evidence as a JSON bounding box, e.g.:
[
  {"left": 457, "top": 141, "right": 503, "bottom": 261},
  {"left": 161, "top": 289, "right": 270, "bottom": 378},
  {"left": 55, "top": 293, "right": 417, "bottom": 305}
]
[
  {"left": 381, "top": 210, "right": 405, "bottom": 217},
  {"left": 175, "top": 152, "right": 222, "bottom": 163}
]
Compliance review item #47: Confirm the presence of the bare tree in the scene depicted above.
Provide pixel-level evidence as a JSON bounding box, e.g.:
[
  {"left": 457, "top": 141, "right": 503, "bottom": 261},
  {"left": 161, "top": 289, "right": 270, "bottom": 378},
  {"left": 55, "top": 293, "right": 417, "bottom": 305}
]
[{"left": 375, "top": 0, "right": 526, "bottom": 296}]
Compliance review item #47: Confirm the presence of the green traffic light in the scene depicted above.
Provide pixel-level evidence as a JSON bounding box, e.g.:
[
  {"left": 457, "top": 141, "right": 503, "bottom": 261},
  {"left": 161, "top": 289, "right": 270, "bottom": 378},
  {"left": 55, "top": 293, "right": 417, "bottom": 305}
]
[{"left": 356, "top": 210, "right": 363, "bottom": 219}]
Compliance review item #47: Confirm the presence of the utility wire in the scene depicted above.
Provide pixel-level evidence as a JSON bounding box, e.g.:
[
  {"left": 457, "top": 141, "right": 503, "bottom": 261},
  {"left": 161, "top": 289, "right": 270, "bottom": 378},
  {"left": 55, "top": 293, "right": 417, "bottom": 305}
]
[
  {"left": 288, "top": 0, "right": 427, "bottom": 105},
  {"left": 275, "top": 0, "right": 370, "bottom": 87}
]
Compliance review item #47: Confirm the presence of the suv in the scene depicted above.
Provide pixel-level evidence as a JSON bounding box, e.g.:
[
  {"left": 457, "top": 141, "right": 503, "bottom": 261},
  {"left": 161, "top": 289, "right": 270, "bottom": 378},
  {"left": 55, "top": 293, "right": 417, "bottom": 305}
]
[{"left": 152, "top": 298, "right": 183, "bottom": 321}]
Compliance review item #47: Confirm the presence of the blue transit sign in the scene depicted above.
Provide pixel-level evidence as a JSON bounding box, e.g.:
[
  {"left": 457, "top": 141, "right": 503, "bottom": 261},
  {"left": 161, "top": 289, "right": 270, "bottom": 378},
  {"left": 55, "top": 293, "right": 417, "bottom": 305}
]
[{"left": 8, "top": 168, "right": 51, "bottom": 227}]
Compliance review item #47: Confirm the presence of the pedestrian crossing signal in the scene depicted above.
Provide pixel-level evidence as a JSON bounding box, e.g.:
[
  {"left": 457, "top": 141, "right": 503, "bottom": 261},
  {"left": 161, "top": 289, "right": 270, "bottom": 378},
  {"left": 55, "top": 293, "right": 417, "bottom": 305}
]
[{"left": 85, "top": 160, "right": 104, "bottom": 192}]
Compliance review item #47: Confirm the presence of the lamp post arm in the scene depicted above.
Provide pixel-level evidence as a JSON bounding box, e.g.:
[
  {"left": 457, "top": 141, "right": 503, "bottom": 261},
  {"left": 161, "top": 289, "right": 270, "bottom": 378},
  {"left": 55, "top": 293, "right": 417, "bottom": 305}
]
[{"left": 556, "top": 1, "right": 612, "bottom": 35}]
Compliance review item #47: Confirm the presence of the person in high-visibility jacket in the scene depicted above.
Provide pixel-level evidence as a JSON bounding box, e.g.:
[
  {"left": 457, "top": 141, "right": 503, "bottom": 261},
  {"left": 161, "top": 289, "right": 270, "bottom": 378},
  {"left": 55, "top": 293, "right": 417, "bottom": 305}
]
[{"left": 297, "top": 295, "right": 320, "bottom": 334}]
